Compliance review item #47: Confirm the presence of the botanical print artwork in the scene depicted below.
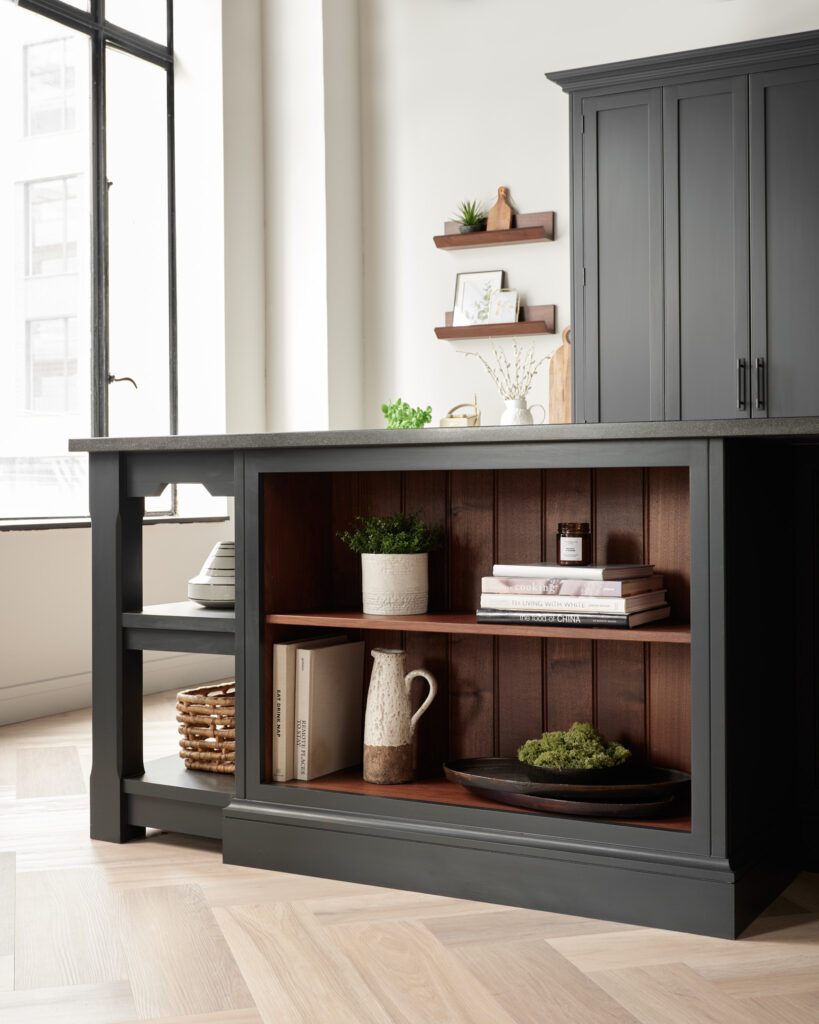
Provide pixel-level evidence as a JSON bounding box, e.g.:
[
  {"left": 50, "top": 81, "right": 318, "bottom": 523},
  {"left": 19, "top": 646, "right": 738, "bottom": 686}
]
[
  {"left": 452, "top": 270, "right": 503, "bottom": 326},
  {"left": 488, "top": 289, "right": 519, "bottom": 324}
]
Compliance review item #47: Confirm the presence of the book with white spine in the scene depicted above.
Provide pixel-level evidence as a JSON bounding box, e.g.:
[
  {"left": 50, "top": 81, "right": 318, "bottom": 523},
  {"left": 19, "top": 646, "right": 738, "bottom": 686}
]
[
  {"left": 479, "top": 590, "right": 667, "bottom": 615},
  {"left": 492, "top": 563, "right": 655, "bottom": 581}
]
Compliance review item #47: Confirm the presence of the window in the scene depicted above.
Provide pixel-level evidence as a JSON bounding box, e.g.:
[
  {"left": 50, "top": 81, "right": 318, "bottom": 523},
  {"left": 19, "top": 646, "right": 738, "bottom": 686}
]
[
  {"left": 27, "top": 176, "right": 79, "bottom": 276},
  {"left": 24, "top": 37, "right": 77, "bottom": 136},
  {"left": 26, "top": 318, "right": 78, "bottom": 414},
  {"left": 0, "top": 0, "right": 182, "bottom": 522}
]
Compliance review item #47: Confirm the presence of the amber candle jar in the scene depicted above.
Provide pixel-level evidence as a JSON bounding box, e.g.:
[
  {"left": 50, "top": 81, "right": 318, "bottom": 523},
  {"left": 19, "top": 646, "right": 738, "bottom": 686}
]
[{"left": 557, "top": 522, "right": 592, "bottom": 565}]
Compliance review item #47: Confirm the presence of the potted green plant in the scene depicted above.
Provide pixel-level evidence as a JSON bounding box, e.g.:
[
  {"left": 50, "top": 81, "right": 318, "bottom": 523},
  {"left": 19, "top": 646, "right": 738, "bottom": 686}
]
[
  {"left": 453, "top": 199, "right": 487, "bottom": 234},
  {"left": 338, "top": 513, "right": 444, "bottom": 614}
]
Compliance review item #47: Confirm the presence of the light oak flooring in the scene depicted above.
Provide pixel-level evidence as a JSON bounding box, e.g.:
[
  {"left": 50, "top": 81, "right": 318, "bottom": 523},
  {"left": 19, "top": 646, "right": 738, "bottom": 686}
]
[{"left": 1, "top": 691, "right": 818, "bottom": 1023}]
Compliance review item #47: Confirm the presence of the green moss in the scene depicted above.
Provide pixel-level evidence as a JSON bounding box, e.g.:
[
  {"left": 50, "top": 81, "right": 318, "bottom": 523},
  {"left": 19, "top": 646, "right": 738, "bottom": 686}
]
[{"left": 517, "top": 721, "right": 631, "bottom": 770}]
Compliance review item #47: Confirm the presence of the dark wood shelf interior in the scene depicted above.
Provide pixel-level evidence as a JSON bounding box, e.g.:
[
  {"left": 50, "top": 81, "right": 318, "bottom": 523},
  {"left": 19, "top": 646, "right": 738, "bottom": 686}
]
[
  {"left": 434, "top": 211, "right": 555, "bottom": 249},
  {"left": 435, "top": 304, "right": 555, "bottom": 340},
  {"left": 265, "top": 610, "right": 690, "bottom": 644},
  {"left": 263, "top": 465, "right": 692, "bottom": 811},
  {"left": 275, "top": 768, "right": 691, "bottom": 831}
]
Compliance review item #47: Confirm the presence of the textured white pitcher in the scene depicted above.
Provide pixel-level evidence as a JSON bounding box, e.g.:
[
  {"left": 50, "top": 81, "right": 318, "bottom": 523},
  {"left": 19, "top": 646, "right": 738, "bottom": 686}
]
[
  {"left": 360, "top": 552, "right": 428, "bottom": 614},
  {"left": 363, "top": 649, "right": 437, "bottom": 784},
  {"left": 499, "top": 398, "right": 546, "bottom": 425}
]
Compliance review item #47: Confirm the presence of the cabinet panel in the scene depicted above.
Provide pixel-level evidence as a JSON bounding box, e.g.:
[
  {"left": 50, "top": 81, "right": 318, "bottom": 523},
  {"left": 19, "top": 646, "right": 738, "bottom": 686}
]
[
  {"left": 582, "top": 90, "right": 663, "bottom": 423},
  {"left": 751, "top": 65, "right": 819, "bottom": 417},
  {"left": 664, "top": 78, "right": 749, "bottom": 420}
]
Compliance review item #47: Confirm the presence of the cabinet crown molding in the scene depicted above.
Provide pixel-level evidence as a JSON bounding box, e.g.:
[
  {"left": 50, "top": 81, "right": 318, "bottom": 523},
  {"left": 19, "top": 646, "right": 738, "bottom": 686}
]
[{"left": 547, "top": 28, "right": 819, "bottom": 92}]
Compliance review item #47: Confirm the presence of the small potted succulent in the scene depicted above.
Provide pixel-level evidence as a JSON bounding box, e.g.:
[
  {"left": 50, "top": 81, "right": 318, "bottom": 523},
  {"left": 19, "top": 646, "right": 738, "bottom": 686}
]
[
  {"left": 338, "top": 513, "right": 444, "bottom": 614},
  {"left": 453, "top": 199, "right": 487, "bottom": 234}
]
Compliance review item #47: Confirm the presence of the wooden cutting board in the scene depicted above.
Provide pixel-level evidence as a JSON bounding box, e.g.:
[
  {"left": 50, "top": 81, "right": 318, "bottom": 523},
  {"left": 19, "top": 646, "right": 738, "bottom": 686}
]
[{"left": 549, "top": 326, "right": 572, "bottom": 423}]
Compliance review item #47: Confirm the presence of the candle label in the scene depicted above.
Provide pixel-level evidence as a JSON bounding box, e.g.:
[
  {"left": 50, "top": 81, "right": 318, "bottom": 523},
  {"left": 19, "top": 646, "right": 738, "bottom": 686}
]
[{"left": 559, "top": 536, "right": 584, "bottom": 562}]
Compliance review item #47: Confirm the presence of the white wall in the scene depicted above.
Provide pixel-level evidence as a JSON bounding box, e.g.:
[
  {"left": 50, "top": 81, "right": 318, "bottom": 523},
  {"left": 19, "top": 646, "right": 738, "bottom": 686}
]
[
  {"left": 0, "top": 519, "right": 232, "bottom": 725},
  {"left": 356, "top": 0, "right": 819, "bottom": 427}
]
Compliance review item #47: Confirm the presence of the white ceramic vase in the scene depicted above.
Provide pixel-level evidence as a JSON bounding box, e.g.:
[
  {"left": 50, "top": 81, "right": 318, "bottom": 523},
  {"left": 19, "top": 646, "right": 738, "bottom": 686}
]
[
  {"left": 188, "top": 541, "right": 235, "bottom": 607},
  {"left": 363, "top": 648, "right": 437, "bottom": 783},
  {"left": 500, "top": 398, "right": 546, "bottom": 425},
  {"left": 361, "top": 552, "right": 428, "bottom": 614}
]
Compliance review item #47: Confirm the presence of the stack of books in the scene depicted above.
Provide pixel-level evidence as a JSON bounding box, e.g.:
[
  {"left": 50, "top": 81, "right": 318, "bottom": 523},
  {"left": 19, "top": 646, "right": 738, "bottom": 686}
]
[
  {"left": 271, "top": 635, "right": 365, "bottom": 782},
  {"left": 477, "top": 562, "right": 670, "bottom": 629}
]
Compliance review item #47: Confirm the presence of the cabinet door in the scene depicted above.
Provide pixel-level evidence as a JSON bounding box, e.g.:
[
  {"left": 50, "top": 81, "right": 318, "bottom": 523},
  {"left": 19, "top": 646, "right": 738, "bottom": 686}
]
[
  {"left": 664, "top": 78, "right": 750, "bottom": 420},
  {"left": 750, "top": 65, "right": 819, "bottom": 417},
  {"left": 581, "top": 90, "right": 663, "bottom": 423}
]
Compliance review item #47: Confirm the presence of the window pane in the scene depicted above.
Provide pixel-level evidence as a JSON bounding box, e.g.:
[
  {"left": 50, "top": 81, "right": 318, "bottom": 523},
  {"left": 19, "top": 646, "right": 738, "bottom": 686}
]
[
  {"left": 0, "top": 5, "right": 91, "bottom": 518},
  {"left": 105, "top": 0, "right": 167, "bottom": 45},
  {"left": 106, "top": 47, "right": 170, "bottom": 440},
  {"left": 25, "top": 36, "right": 78, "bottom": 136}
]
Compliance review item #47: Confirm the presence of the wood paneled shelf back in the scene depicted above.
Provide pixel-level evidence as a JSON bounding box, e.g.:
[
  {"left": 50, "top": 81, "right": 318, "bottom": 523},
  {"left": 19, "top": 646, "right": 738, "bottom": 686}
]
[
  {"left": 434, "top": 211, "right": 555, "bottom": 249},
  {"left": 435, "top": 304, "right": 556, "bottom": 340}
]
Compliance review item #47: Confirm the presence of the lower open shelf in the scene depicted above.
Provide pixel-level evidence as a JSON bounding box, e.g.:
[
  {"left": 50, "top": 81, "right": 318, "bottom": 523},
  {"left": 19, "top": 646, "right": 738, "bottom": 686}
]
[{"left": 274, "top": 768, "right": 691, "bottom": 831}]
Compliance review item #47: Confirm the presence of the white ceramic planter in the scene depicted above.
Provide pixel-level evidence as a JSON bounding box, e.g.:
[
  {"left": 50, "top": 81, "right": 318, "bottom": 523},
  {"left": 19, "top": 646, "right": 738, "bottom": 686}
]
[{"left": 361, "top": 552, "right": 428, "bottom": 615}]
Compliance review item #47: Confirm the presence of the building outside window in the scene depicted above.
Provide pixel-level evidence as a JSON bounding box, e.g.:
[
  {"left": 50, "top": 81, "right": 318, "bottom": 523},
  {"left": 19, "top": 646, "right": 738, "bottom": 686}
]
[
  {"left": 26, "top": 175, "right": 79, "bottom": 276},
  {"left": 26, "top": 317, "right": 78, "bottom": 415},
  {"left": 24, "top": 36, "right": 77, "bottom": 137}
]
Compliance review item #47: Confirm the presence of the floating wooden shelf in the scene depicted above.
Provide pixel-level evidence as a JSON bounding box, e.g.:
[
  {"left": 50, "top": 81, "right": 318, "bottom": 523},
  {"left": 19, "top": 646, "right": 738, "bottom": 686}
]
[
  {"left": 435, "top": 304, "right": 556, "bottom": 340},
  {"left": 434, "top": 211, "right": 555, "bottom": 249},
  {"left": 274, "top": 769, "right": 692, "bottom": 831},
  {"left": 265, "top": 610, "right": 691, "bottom": 644}
]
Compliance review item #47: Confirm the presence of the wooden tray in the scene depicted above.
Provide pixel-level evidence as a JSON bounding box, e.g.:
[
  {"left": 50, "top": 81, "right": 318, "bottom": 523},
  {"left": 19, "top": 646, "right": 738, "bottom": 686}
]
[
  {"left": 443, "top": 757, "right": 690, "bottom": 800},
  {"left": 467, "top": 785, "right": 677, "bottom": 818}
]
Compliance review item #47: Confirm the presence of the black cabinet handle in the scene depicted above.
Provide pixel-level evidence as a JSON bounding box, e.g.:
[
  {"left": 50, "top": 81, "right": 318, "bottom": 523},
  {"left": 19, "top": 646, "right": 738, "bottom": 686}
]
[
  {"left": 737, "top": 358, "right": 746, "bottom": 409},
  {"left": 754, "top": 357, "right": 766, "bottom": 410}
]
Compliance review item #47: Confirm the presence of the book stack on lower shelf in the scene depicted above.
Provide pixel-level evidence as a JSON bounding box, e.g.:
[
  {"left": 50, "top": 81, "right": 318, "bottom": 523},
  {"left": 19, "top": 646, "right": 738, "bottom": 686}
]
[
  {"left": 478, "top": 563, "right": 671, "bottom": 629},
  {"left": 272, "top": 635, "right": 364, "bottom": 782}
]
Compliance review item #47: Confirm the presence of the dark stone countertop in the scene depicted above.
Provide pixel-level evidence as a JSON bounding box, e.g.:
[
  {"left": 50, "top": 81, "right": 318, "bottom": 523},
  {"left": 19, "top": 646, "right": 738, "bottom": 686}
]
[{"left": 68, "top": 417, "right": 819, "bottom": 453}]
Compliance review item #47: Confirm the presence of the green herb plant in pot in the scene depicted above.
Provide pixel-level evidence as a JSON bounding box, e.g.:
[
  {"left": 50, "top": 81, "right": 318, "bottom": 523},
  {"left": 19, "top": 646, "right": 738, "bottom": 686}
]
[
  {"left": 453, "top": 199, "right": 487, "bottom": 234},
  {"left": 338, "top": 513, "right": 444, "bottom": 615}
]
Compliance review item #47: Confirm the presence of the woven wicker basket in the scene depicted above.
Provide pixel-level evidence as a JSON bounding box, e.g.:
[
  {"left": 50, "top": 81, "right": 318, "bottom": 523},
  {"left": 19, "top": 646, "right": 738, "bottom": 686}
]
[{"left": 176, "top": 682, "right": 236, "bottom": 773}]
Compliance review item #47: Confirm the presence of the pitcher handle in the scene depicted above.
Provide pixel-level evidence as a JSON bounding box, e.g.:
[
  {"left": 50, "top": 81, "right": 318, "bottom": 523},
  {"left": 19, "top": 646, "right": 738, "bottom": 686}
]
[
  {"left": 405, "top": 669, "right": 437, "bottom": 736},
  {"left": 529, "top": 403, "right": 546, "bottom": 424}
]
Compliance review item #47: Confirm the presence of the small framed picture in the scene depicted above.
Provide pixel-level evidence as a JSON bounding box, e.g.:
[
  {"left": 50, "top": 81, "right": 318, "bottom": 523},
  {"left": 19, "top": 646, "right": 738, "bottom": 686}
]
[
  {"left": 488, "top": 288, "right": 520, "bottom": 324},
  {"left": 452, "top": 270, "right": 503, "bottom": 326}
]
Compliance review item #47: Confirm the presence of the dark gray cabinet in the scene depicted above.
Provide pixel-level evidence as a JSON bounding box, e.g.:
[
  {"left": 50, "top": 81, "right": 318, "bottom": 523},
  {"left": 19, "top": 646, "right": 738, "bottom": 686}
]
[
  {"left": 750, "top": 64, "right": 819, "bottom": 418},
  {"left": 550, "top": 31, "right": 819, "bottom": 423},
  {"left": 581, "top": 90, "right": 663, "bottom": 423}
]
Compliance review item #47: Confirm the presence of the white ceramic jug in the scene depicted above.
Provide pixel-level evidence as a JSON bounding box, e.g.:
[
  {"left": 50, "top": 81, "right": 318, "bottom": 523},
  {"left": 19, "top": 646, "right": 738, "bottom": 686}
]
[
  {"left": 500, "top": 398, "right": 546, "bottom": 425},
  {"left": 363, "top": 649, "right": 437, "bottom": 784}
]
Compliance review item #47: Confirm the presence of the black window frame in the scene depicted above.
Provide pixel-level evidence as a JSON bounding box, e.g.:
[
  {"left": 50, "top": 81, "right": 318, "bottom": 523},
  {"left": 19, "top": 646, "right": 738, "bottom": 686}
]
[{"left": 18, "top": 0, "right": 178, "bottom": 445}]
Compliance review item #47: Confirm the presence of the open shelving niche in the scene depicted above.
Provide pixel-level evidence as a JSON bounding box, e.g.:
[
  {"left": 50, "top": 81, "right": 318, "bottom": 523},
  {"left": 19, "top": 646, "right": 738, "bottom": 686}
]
[
  {"left": 120, "top": 599, "right": 237, "bottom": 836},
  {"left": 260, "top": 464, "right": 693, "bottom": 835}
]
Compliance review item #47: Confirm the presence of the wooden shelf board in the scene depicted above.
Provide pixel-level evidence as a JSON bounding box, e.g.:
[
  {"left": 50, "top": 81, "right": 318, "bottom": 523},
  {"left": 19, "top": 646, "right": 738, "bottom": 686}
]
[
  {"left": 277, "top": 769, "right": 691, "bottom": 831},
  {"left": 265, "top": 610, "right": 691, "bottom": 644},
  {"left": 435, "top": 211, "right": 555, "bottom": 249},
  {"left": 122, "top": 601, "right": 235, "bottom": 633},
  {"left": 435, "top": 319, "right": 555, "bottom": 341},
  {"left": 123, "top": 754, "right": 234, "bottom": 806},
  {"left": 434, "top": 226, "right": 551, "bottom": 249}
]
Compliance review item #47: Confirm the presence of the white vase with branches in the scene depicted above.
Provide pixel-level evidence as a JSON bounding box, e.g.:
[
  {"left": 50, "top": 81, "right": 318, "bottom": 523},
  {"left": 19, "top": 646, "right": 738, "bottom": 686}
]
[{"left": 460, "top": 339, "right": 547, "bottom": 425}]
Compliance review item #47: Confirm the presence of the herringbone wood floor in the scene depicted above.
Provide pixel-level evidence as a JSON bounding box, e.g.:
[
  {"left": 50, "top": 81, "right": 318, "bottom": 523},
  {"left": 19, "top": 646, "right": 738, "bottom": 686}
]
[{"left": 1, "top": 692, "right": 818, "bottom": 1023}]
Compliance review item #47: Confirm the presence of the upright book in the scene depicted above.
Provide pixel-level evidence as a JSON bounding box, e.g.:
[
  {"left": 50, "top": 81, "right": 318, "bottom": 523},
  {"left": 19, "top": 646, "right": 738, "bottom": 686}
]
[
  {"left": 295, "top": 639, "right": 366, "bottom": 781},
  {"left": 492, "top": 563, "right": 655, "bottom": 581},
  {"left": 272, "top": 634, "right": 345, "bottom": 782}
]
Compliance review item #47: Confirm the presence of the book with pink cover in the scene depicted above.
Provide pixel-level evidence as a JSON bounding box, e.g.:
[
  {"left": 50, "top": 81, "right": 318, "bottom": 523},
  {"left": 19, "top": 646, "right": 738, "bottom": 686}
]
[{"left": 482, "top": 575, "right": 664, "bottom": 597}]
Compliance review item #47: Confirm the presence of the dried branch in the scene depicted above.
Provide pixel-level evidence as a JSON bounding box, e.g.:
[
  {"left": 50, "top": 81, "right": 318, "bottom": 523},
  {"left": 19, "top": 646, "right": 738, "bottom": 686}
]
[{"left": 459, "top": 339, "right": 548, "bottom": 400}]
